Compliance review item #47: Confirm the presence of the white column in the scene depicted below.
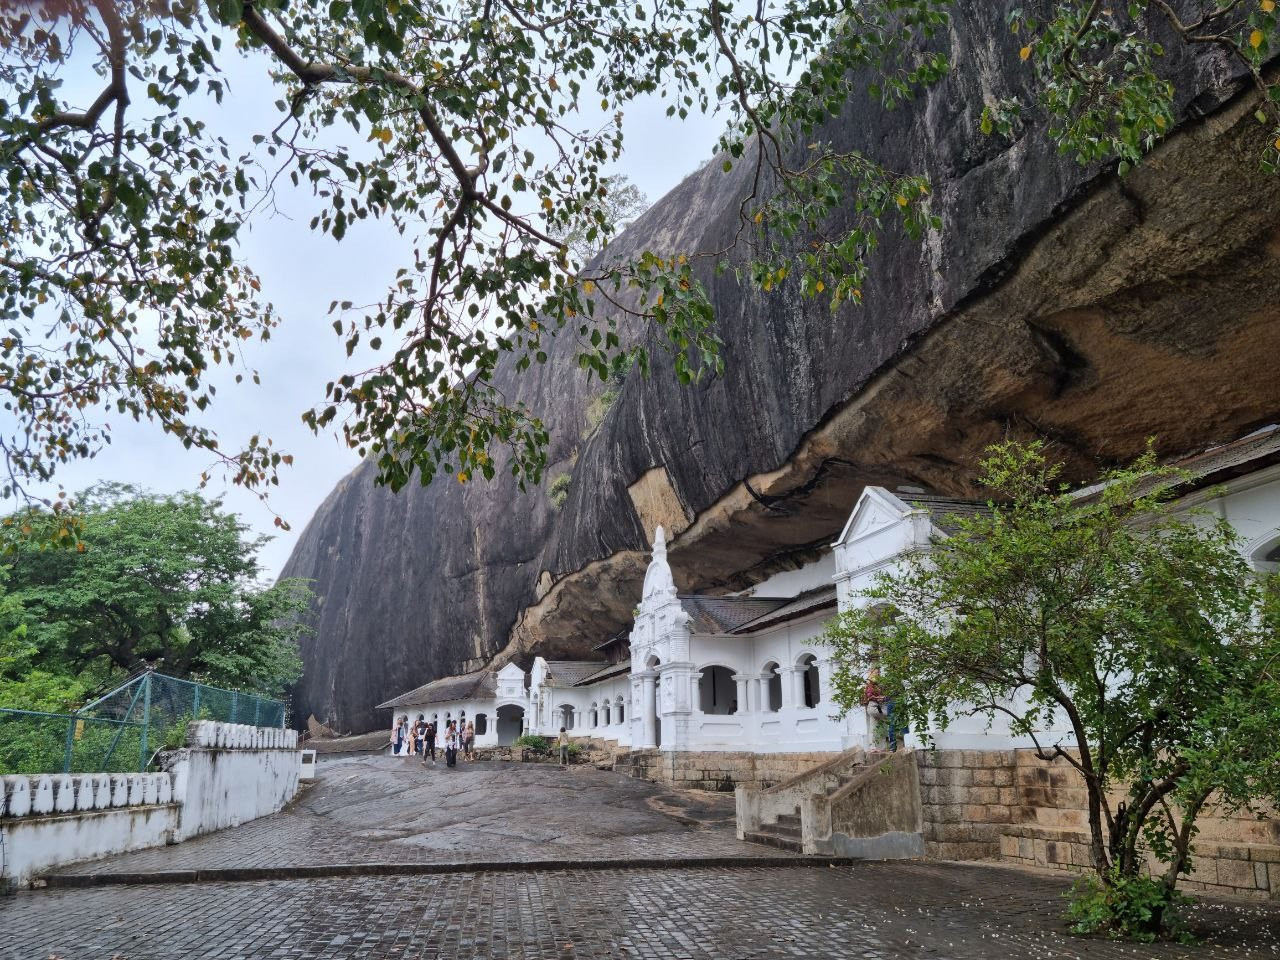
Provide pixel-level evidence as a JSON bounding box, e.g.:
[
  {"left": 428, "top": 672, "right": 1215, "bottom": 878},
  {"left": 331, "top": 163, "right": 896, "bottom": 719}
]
[
  {"left": 733, "top": 674, "right": 750, "bottom": 715},
  {"left": 638, "top": 671, "right": 658, "bottom": 749}
]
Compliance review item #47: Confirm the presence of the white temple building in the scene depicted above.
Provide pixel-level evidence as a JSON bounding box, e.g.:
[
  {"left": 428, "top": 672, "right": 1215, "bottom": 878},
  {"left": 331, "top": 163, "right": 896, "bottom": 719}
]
[{"left": 378, "top": 426, "right": 1280, "bottom": 764}]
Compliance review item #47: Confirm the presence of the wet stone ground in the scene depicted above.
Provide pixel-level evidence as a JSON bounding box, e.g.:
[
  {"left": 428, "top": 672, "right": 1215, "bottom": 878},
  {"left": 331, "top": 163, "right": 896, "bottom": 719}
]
[
  {"left": 3, "top": 758, "right": 1277, "bottom": 959},
  {"left": 55, "top": 756, "right": 756, "bottom": 873}
]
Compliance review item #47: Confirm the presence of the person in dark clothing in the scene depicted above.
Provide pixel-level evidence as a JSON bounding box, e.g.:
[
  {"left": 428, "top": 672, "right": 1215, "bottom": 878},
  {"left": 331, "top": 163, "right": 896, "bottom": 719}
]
[{"left": 423, "top": 721, "right": 437, "bottom": 764}]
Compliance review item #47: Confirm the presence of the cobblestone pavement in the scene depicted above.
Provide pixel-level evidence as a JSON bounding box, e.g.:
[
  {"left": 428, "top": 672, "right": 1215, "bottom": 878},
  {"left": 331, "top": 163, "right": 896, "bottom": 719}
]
[
  {"left": 5, "top": 860, "right": 1277, "bottom": 959},
  {"left": 57, "top": 756, "right": 760, "bottom": 876}
]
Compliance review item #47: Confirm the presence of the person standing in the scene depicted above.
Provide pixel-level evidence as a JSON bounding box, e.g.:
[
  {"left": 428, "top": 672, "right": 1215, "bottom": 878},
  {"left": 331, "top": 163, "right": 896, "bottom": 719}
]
[
  {"left": 444, "top": 721, "right": 459, "bottom": 768},
  {"left": 423, "top": 720, "right": 437, "bottom": 765},
  {"left": 464, "top": 720, "right": 476, "bottom": 762},
  {"left": 557, "top": 726, "right": 571, "bottom": 766},
  {"left": 391, "top": 716, "right": 408, "bottom": 756},
  {"left": 413, "top": 715, "right": 426, "bottom": 758}
]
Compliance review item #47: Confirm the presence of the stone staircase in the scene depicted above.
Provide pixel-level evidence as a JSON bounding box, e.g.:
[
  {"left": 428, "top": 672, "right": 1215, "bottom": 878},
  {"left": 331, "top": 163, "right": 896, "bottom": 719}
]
[{"left": 737, "top": 748, "right": 924, "bottom": 858}]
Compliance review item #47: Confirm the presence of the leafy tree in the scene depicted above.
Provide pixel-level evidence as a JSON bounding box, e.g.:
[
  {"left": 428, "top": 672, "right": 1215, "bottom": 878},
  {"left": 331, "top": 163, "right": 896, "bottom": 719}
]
[
  {"left": 1, "top": 0, "right": 946, "bottom": 507},
  {"left": 823, "top": 442, "right": 1280, "bottom": 940},
  {"left": 2, "top": 1, "right": 1278, "bottom": 518},
  {"left": 4, "top": 483, "right": 310, "bottom": 698},
  {"left": 983, "top": 2, "right": 1280, "bottom": 174},
  {"left": 551, "top": 174, "right": 649, "bottom": 264}
]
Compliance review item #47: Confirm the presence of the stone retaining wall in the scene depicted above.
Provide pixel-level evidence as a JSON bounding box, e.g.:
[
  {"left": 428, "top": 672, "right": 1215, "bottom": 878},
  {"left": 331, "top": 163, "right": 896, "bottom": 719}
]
[
  {"left": 918, "top": 749, "right": 1280, "bottom": 901},
  {"left": 616, "top": 749, "right": 840, "bottom": 791}
]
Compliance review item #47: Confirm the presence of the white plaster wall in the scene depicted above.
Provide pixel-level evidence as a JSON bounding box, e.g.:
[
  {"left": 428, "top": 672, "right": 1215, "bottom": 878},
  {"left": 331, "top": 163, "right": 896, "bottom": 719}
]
[
  {"left": 0, "top": 721, "right": 300, "bottom": 888},
  {"left": 171, "top": 742, "right": 301, "bottom": 841},
  {"left": 1, "top": 803, "right": 177, "bottom": 888},
  {"left": 737, "top": 552, "right": 836, "bottom": 599}
]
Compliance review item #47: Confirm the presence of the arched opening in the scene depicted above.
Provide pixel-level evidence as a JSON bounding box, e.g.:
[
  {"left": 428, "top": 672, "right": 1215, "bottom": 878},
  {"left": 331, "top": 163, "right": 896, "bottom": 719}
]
[
  {"left": 615, "top": 696, "right": 625, "bottom": 724},
  {"left": 474, "top": 713, "right": 488, "bottom": 736},
  {"left": 590, "top": 702, "right": 599, "bottom": 728},
  {"left": 602, "top": 701, "right": 611, "bottom": 725},
  {"left": 495, "top": 704, "right": 524, "bottom": 745},
  {"left": 761, "top": 662, "right": 782, "bottom": 712},
  {"left": 1253, "top": 533, "right": 1280, "bottom": 573},
  {"left": 799, "top": 654, "right": 820, "bottom": 708},
  {"left": 558, "top": 704, "right": 576, "bottom": 730},
  {"left": 698, "top": 665, "right": 737, "bottom": 715}
]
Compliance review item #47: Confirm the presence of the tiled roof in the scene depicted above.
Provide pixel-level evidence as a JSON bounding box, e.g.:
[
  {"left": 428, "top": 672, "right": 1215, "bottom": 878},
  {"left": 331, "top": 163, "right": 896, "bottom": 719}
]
[
  {"left": 544, "top": 660, "right": 608, "bottom": 686},
  {"left": 376, "top": 670, "right": 497, "bottom": 709},
  {"left": 679, "top": 595, "right": 792, "bottom": 634},
  {"left": 898, "top": 492, "right": 990, "bottom": 533},
  {"left": 573, "top": 661, "right": 632, "bottom": 686},
  {"left": 732, "top": 585, "right": 838, "bottom": 634}
]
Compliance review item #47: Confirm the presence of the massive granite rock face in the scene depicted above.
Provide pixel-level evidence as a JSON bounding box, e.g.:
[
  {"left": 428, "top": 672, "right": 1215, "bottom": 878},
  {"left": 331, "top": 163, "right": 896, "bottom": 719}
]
[{"left": 282, "top": 0, "right": 1280, "bottom": 732}]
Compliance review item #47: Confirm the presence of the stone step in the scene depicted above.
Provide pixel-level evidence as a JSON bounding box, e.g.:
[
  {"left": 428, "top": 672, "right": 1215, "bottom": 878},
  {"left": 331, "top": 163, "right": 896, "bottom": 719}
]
[
  {"left": 744, "top": 829, "right": 803, "bottom": 854},
  {"left": 759, "top": 821, "right": 801, "bottom": 840},
  {"left": 774, "top": 813, "right": 800, "bottom": 827}
]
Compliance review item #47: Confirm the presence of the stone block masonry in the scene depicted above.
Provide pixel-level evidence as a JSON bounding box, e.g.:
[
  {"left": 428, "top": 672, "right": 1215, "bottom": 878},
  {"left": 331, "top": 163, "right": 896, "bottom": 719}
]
[
  {"left": 917, "top": 749, "right": 1280, "bottom": 901},
  {"left": 0, "top": 721, "right": 300, "bottom": 888}
]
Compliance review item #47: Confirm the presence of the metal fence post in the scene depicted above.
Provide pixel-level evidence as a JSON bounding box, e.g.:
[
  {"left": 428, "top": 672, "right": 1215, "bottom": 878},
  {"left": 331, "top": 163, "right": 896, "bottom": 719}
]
[
  {"left": 63, "top": 716, "right": 75, "bottom": 773},
  {"left": 192, "top": 683, "right": 201, "bottom": 720},
  {"left": 253, "top": 697, "right": 260, "bottom": 727},
  {"left": 231, "top": 690, "right": 239, "bottom": 724},
  {"left": 138, "top": 671, "right": 152, "bottom": 771}
]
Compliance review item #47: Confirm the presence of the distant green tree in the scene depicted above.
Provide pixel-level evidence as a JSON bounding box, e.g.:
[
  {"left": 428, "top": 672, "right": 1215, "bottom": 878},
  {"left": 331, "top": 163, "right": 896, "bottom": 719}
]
[
  {"left": 4, "top": 484, "right": 310, "bottom": 698},
  {"left": 823, "top": 442, "right": 1280, "bottom": 941},
  {"left": 551, "top": 175, "right": 649, "bottom": 264}
]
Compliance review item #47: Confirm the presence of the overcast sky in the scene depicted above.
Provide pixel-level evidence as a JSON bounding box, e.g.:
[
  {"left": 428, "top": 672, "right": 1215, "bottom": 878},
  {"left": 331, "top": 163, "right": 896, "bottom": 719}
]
[{"left": 18, "top": 34, "right": 726, "bottom": 581}]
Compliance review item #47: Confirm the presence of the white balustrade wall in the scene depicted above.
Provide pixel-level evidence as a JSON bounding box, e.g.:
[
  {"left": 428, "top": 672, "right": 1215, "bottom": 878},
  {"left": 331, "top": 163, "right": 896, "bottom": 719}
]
[{"left": 0, "top": 721, "right": 300, "bottom": 889}]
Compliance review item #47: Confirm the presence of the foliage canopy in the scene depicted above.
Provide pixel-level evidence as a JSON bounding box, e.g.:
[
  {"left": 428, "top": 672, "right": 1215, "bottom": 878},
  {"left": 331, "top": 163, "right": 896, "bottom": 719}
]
[
  {"left": 0, "top": 483, "right": 310, "bottom": 707},
  {"left": 823, "top": 441, "right": 1280, "bottom": 939},
  {"left": 1, "top": 0, "right": 1278, "bottom": 523}
]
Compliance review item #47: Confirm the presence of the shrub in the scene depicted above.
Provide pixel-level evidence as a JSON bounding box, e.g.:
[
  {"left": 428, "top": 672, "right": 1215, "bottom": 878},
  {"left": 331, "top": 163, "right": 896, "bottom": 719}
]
[
  {"left": 513, "top": 733, "right": 549, "bottom": 751},
  {"left": 548, "top": 474, "right": 571, "bottom": 509},
  {"left": 1067, "top": 870, "right": 1194, "bottom": 944}
]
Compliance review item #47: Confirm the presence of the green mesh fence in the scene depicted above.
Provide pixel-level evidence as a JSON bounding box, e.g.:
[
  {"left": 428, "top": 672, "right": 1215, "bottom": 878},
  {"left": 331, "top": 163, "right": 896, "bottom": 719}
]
[{"left": 0, "top": 671, "right": 287, "bottom": 775}]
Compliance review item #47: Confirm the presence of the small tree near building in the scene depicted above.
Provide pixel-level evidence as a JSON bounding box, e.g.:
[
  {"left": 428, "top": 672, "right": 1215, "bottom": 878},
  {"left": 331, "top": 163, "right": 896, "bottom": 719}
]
[{"left": 823, "top": 441, "right": 1280, "bottom": 941}]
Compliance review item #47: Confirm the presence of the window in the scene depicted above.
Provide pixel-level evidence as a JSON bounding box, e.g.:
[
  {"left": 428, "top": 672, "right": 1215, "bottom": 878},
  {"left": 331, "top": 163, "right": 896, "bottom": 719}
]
[
  {"left": 698, "top": 665, "right": 737, "bottom": 715},
  {"left": 616, "top": 697, "right": 625, "bottom": 724},
  {"left": 1253, "top": 533, "right": 1280, "bottom": 573},
  {"left": 799, "top": 654, "right": 820, "bottom": 708},
  {"left": 602, "top": 702, "right": 611, "bottom": 725},
  {"left": 590, "top": 702, "right": 599, "bottom": 727},
  {"left": 475, "top": 713, "right": 488, "bottom": 736}
]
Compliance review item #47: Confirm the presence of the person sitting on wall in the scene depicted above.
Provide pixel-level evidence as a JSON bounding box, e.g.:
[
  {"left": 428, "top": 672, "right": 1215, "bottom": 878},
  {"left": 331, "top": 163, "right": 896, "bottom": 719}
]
[
  {"left": 862, "top": 668, "right": 890, "bottom": 751},
  {"left": 863, "top": 666, "right": 905, "bottom": 751},
  {"left": 557, "top": 726, "right": 571, "bottom": 767}
]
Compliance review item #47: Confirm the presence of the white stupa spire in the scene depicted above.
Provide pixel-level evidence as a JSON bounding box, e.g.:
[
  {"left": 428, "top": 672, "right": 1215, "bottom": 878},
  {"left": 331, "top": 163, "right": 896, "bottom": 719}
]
[{"left": 641, "top": 525, "right": 676, "bottom": 599}]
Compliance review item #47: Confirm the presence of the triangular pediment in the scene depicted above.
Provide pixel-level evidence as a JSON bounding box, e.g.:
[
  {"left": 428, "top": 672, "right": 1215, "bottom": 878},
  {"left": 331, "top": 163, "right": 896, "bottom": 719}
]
[{"left": 834, "top": 487, "right": 912, "bottom": 547}]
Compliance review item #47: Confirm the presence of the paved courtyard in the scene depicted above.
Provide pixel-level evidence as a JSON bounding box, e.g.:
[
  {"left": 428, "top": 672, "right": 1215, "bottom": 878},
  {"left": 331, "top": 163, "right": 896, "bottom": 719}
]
[
  {"left": 2, "top": 757, "right": 1277, "bottom": 959},
  {"left": 55, "top": 755, "right": 762, "bottom": 875}
]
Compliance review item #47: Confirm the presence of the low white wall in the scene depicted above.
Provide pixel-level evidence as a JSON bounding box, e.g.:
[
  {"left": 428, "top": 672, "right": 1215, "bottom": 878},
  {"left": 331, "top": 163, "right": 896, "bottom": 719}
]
[
  {"left": 0, "top": 721, "right": 300, "bottom": 888},
  {"left": 169, "top": 722, "right": 301, "bottom": 840}
]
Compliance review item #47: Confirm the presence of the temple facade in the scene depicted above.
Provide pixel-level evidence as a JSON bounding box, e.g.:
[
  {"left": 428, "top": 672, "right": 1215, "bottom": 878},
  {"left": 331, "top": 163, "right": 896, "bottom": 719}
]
[{"left": 378, "top": 426, "right": 1280, "bottom": 763}]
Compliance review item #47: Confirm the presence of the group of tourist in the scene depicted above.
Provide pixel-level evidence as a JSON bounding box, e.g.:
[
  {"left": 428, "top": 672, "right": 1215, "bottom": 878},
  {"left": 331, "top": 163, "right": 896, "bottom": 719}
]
[{"left": 390, "top": 714, "right": 477, "bottom": 767}]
